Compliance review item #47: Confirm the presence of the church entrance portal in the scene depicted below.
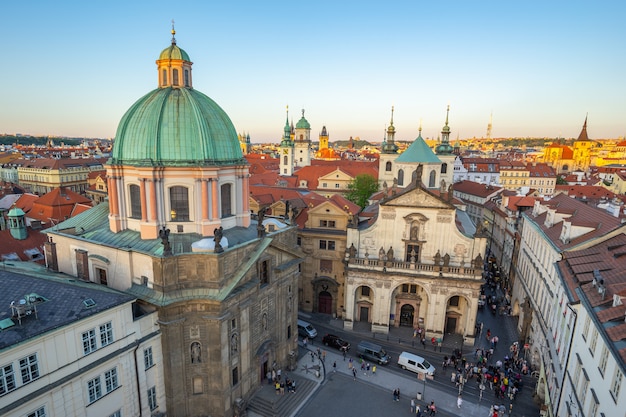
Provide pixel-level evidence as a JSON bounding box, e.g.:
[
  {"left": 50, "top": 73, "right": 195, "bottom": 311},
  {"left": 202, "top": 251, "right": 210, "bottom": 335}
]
[
  {"left": 400, "top": 304, "right": 415, "bottom": 327},
  {"left": 318, "top": 291, "right": 332, "bottom": 314}
]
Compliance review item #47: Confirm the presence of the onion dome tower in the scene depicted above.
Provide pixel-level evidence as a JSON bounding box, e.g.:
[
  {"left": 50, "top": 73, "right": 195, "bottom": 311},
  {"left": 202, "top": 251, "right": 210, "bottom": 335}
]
[{"left": 107, "top": 26, "right": 250, "bottom": 239}]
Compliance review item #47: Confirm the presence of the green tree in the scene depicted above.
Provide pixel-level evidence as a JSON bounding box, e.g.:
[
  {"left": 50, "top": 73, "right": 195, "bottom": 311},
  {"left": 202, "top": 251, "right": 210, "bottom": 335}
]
[{"left": 346, "top": 174, "right": 379, "bottom": 209}]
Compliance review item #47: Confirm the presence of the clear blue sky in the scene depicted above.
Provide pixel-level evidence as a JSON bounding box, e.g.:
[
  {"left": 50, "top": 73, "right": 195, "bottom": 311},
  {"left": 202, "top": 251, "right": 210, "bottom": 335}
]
[{"left": 2, "top": 1, "right": 625, "bottom": 143}]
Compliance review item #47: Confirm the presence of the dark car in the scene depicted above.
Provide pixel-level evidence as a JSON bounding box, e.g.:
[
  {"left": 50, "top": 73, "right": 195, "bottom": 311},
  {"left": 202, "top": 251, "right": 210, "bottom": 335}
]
[{"left": 322, "top": 334, "right": 351, "bottom": 351}]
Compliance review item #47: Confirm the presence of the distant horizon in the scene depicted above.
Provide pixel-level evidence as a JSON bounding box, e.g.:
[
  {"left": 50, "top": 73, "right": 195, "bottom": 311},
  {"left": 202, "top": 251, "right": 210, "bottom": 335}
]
[{"left": 2, "top": 2, "right": 625, "bottom": 142}]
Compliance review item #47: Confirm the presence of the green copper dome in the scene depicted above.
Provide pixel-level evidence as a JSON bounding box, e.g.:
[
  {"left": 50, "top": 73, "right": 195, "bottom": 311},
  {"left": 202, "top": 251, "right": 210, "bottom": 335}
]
[
  {"left": 111, "top": 87, "right": 245, "bottom": 166},
  {"left": 159, "top": 44, "right": 191, "bottom": 61},
  {"left": 296, "top": 114, "right": 310, "bottom": 129}
]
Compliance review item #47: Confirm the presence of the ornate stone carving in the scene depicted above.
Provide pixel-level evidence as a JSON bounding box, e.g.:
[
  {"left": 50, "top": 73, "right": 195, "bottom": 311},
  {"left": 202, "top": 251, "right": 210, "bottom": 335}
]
[{"left": 190, "top": 325, "right": 200, "bottom": 339}]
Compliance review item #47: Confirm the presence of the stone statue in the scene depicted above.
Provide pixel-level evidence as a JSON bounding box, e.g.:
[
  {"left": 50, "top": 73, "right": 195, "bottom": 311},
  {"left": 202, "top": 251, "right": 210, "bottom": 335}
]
[
  {"left": 191, "top": 342, "right": 202, "bottom": 364},
  {"left": 386, "top": 246, "right": 394, "bottom": 261},
  {"left": 416, "top": 164, "right": 423, "bottom": 184},
  {"left": 379, "top": 246, "right": 386, "bottom": 260},
  {"left": 348, "top": 243, "right": 357, "bottom": 258},
  {"left": 214, "top": 226, "right": 224, "bottom": 253},
  {"left": 410, "top": 225, "right": 419, "bottom": 241},
  {"left": 230, "top": 333, "right": 238, "bottom": 354},
  {"left": 447, "top": 183, "right": 454, "bottom": 201},
  {"left": 284, "top": 200, "right": 290, "bottom": 220},
  {"left": 474, "top": 254, "right": 483, "bottom": 269},
  {"left": 159, "top": 227, "right": 172, "bottom": 256},
  {"left": 443, "top": 253, "right": 450, "bottom": 267},
  {"left": 257, "top": 206, "right": 267, "bottom": 238},
  {"left": 434, "top": 250, "right": 442, "bottom": 265}
]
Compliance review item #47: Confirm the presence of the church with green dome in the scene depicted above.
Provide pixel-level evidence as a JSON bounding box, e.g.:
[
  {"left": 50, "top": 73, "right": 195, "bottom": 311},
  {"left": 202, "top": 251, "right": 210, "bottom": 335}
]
[{"left": 44, "top": 28, "right": 302, "bottom": 417}]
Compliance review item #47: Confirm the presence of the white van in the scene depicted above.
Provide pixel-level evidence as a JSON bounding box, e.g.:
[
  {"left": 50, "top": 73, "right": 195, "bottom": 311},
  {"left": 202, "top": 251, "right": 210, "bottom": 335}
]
[
  {"left": 397, "top": 351, "right": 436, "bottom": 376},
  {"left": 297, "top": 319, "right": 317, "bottom": 339}
]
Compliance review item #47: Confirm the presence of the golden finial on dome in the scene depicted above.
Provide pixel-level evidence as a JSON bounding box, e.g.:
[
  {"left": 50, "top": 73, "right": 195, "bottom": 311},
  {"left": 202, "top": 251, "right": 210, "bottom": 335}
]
[{"left": 171, "top": 19, "right": 177, "bottom": 45}]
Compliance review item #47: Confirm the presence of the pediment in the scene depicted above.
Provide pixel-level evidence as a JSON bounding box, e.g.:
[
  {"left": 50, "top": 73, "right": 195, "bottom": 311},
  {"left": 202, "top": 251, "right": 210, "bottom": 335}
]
[
  {"left": 383, "top": 186, "right": 453, "bottom": 209},
  {"left": 318, "top": 168, "right": 353, "bottom": 181}
]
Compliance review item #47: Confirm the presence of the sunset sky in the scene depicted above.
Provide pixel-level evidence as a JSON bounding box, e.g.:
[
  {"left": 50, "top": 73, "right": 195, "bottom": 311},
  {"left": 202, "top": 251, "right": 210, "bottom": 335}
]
[{"left": 1, "top": 1, "right": 624, "bottom": 142}]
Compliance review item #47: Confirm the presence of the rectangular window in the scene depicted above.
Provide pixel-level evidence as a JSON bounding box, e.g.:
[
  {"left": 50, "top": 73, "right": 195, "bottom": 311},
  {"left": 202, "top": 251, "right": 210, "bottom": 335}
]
[
  {"left": 19, "top": 354, "right": 40, "bottom": 384},
  {"left": 582, "top": 316, "right": 590, "bottom": 340},
  {"left": 322, "top": 183, "right": 327, "bottom": 188},
  {"left": 589, "top": 329, "right": 598, "bottom": 355},
  {"left": 319, "top": 220, "right": 336, "bottom": 228},
  {"left": 100, "top": 322, "right": 114, "bottom": 347},
  {"left": 319, "top": 240, "right": 336, "bottom": 250},
  {"left": 96, "top": 267, "right": 108, "bottom": 285},
  {"left": 611, "top": 368, "right": 623, "bottom": 399},
  {"left": 232, "top": 367, "right": 239, "bottom": 386},
  {"left": 260, "top": 260, "right": 269, "bottom": 285},
  {"left": 82, "top": 329, "right": 97, "bottom": 355},
  {"left": 335, "top": 183, "right": 340, "bottom": 188},
  {"left": 27, "top": 407, "right": 46, "bottom": 417},
  {"left": 104, "top": 368, "right": 118, "bottom": 393},
  {"left": 144, "top": 347, "right": 154, "bottom": 370},
  {"left": 0, "top": 364, "right": 16, "bottom": 395},
  {"left": 361, "top": 287, "right": 370, "bottom": 297},
  {"left": 319, "top": 259, "right": 332, "bottom": 273},
  {"left": 88, "top": 376, "right": 103, "bottom": 403},
  {"left": 599, "top": 346, "right": 609, "bottom": 376},
  {"left": 148, "top": 386, "right": 158, "bottom": 411},
  {"left": 108, "top": 411, "right": 121, "bottom": 417}
]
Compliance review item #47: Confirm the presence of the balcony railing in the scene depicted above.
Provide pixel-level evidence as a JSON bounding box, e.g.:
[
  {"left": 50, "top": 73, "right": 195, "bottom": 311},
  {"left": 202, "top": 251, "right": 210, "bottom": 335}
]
[{"left": 348, "top": 257, "right": 483, "bottom": 279}]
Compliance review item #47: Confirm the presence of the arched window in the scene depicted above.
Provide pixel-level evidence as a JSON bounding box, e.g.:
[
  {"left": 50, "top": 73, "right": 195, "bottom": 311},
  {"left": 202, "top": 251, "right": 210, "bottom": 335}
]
[
  {"left": 184, "top": 69, "right": 190, "bottom": 87},
  {"left": 221, "top": 183, "right": 232, "bottom": 218},
  {"left": 441, "top": 163, "right": 448, "bottom": 174},
  {"left": 172, "top": 69, "right": 179, "bottom": 86},
  {"left": 161, "top": 69, "right": 167, "bottom": 86},
  {"left": 429, "top": 170, "right": 436, "bottom": 188},
  {"left": 283, "top": 155, "right": 288, "bottom": 165},
  {"left": 170, "top": 186, "right": 189, "bottom": 221},
  {"left": 129, "top": 184, "right": 141, "bottom": 219},
  {"left": 385, "top": 161, "right": 392, "bottom": 172},
  {"left": 398, "top": 169, "right": 404, "bottom": 186}
]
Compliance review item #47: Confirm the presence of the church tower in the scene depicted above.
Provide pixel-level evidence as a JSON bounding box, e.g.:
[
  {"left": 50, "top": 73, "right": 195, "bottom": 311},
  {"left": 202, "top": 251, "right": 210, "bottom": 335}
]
[
  {"left": 293, "top": 109, "right": 312, "bottom": 167},
  {"left": 378, "top": 106, "right": 400, "bottom": 187},
  {"left": 572, "top": 115, "right": 594, "bottom": 171},
  {"left": 435, "top": 105, "right": 455, "bottom": 188},
  {"left": 279, "top": 106, "right": 294, "bottom": 176}
]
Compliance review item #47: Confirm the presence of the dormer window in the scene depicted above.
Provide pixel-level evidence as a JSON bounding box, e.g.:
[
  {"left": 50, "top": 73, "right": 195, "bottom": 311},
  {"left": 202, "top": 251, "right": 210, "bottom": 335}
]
[
  {"left": 184, "top": 69, "right": 190, "bottom": 87},
  {"left": 173, "top": 69, "right": 179, "bottom": 86},
  {"left": 162, "top": 69, "right": 167, "bottom": 86}
]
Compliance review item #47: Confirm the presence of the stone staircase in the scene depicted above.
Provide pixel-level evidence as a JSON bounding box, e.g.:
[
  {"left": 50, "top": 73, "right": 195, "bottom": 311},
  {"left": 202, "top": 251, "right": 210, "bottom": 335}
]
[{"left": 247, "top": 378, "right": 318, "bottom": 417}]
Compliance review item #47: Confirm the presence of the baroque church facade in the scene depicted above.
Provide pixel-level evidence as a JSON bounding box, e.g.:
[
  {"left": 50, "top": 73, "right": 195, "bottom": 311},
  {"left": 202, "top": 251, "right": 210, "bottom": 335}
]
[
  {"left": 43, "top": 29, "right": 301, "bottom": 417},
  {"left": 349, "top": 108, "right": 486, "bottom": 345}
]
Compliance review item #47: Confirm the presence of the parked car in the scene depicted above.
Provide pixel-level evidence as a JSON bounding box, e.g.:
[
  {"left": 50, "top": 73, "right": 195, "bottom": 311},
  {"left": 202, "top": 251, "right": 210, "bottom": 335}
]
[{"left": 322, "top": 334, "right": 351, "bottom": 351}]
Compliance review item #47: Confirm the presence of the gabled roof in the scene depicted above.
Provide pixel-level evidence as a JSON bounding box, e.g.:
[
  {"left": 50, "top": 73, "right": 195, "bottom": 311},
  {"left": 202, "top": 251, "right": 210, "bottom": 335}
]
[
  {"left": 527, "top": 193, "right": 625, "bottom": 251},
  {"left": 453, "top": 180, "right": 503, "bottom": 198}
]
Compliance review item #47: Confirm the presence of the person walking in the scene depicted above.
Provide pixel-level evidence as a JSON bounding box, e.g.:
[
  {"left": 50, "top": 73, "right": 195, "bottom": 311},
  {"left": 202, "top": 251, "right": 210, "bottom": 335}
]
[
  {"left": 352, "top": 367, "right": 357, "bottom": 380},
  {"left": 457, "top": 394, "right": 463, "bottom": 409},
  {"left": 366, "top": 363, "right": 370, "bottom": 376},
  {"left": 342, "top": 348, "right": 347, "bottom": 361},
  {"left": 410, "top": 399, "right": 415, "bottom": 413},
  {"left": 348, "top": 358, "right": 353, "bottom": 369},
  {"left": 333, "top": 361, "right": 337, "bottom": 373},
  {"left": 372, "top": 365, "right": 377, "bottom": 376}
]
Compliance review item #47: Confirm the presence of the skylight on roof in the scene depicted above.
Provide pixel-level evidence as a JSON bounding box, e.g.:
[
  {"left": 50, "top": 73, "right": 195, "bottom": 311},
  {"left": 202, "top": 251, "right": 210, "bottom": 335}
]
[{"left": 83, "top": 298, "right": 96, "bottom": 308}]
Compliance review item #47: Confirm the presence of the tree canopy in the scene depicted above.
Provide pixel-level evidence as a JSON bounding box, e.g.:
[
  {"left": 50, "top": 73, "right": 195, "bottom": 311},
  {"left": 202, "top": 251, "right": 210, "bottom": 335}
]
[{"left": 346, "top": 174, "right": 379, "bottom": 209}]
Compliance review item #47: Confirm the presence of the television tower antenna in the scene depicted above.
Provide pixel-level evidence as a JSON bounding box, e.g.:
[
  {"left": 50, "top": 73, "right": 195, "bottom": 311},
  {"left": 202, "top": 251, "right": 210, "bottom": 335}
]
[{"left": 486, "top": 112, "right": 493, "bottom": 140}]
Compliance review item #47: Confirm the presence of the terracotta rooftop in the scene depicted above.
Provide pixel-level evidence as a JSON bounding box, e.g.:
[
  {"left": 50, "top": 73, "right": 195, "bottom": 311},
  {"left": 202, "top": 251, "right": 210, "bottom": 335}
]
[{"left": 557, "top": 233, "right": 626, "bottom": 363}]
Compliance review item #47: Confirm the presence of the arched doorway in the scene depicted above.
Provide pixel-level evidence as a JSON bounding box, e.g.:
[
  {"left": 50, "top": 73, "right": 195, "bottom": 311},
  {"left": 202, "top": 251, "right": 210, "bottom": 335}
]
[
  {"left": 318, "top": 291, "right": 332, "bottom": 314},
  {"left": 400, "top": 304, "right": 415, "bottom": 327}
]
